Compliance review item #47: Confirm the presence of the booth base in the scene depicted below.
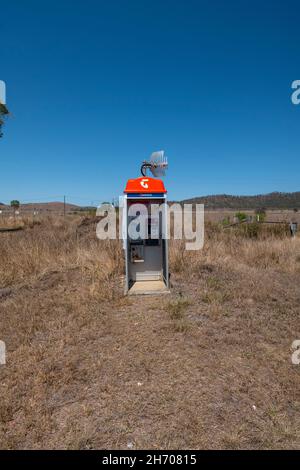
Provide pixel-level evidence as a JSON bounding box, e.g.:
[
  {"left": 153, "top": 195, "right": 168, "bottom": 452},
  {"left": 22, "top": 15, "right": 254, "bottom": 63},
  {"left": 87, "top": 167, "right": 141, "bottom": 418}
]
[{"left": 128, "top": 280, "right": 170, "bottom": 296}]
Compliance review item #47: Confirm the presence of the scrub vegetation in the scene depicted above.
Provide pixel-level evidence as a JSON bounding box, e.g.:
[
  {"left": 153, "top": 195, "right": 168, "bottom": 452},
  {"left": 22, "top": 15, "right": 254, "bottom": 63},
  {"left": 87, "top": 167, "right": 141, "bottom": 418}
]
[{"left": 0, "top": 215, "right": 300, "bottom": 449}]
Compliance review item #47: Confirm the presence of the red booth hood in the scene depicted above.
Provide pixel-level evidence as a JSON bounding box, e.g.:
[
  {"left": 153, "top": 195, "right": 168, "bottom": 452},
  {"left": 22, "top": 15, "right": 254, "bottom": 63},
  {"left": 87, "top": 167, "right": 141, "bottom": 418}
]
[{"left": 124, "top": 177, "right": 167, "bottom": 194}]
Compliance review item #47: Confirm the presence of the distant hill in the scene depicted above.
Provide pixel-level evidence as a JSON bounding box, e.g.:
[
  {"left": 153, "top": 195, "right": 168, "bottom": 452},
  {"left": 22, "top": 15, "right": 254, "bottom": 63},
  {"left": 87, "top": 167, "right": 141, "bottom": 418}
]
[
  {"left": 0, "top": 201, "right": 80, "bottom": 213},
  {"left": 21, "top": 202, "right": 80, "bottom": 211},
  {"left": 1, "top": 192, "right": 299, "bottom": 212},
  {"left": 181, "top": 192, "right": 300, "bottom": 210}
]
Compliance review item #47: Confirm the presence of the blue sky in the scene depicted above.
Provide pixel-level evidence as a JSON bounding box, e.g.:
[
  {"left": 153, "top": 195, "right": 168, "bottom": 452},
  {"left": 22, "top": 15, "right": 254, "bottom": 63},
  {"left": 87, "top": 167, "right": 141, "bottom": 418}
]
[{"left": 0, "top": 0, "right": 299, "bottom": 205}]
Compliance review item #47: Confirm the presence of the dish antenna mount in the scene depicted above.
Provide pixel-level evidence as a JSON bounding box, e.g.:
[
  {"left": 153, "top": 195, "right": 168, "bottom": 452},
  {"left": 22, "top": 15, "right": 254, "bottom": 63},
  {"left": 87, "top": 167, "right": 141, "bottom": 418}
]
[{"left": 141, "top": 150, "right": 168, "bottom": 178}]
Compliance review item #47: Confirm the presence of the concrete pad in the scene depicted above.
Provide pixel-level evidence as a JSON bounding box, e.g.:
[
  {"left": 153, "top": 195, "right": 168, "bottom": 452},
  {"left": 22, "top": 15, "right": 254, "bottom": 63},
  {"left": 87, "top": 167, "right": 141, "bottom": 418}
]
[{"left": 128, "top": 280, "right": 170, "bottom": 296}]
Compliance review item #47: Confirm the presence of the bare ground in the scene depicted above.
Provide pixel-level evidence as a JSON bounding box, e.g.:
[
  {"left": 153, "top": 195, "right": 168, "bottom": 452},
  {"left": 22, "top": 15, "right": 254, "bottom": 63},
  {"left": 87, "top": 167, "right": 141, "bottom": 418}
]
[{"left": 0, "top": 217, "right": 300, "bottom": 449}]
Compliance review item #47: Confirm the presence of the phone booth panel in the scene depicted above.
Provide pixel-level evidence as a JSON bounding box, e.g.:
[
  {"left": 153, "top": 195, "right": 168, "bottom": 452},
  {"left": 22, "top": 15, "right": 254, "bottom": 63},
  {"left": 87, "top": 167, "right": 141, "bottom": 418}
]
[{"left": 123, "top": 177, "right": 169, "bottom": 295}]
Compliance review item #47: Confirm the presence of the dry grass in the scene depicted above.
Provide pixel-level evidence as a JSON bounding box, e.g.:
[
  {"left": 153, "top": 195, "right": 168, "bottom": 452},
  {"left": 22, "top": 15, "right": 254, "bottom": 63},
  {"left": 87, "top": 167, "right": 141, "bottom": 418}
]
[
  {"left": 0, "top": 216, "right": 123, "bottom": 291},
  {"left": 170, "top": 225, "right": 300, "bottom": 275},
  {"left": 0, "top": 216, "right": 300, "bottom": 449}
]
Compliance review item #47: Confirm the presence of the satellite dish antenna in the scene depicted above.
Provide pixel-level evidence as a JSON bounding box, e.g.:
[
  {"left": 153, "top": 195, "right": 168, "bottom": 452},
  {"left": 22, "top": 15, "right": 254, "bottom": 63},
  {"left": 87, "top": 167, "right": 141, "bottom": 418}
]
[{"left": 141, "top": 150, "right": 168, "bottom": 177}]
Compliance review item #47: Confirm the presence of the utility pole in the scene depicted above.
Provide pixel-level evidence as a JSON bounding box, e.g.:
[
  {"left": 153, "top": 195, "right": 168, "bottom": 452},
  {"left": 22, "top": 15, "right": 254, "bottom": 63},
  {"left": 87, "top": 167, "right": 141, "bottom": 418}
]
[{"left": 64, "top": 195, "right": 66, "bottom": 218}]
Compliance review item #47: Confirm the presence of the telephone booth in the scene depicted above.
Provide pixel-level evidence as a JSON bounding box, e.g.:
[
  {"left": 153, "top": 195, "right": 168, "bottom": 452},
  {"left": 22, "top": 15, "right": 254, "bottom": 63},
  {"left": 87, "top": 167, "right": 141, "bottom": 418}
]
[{"left": 123, "top": 176, "right": 169, "bottom": 295}]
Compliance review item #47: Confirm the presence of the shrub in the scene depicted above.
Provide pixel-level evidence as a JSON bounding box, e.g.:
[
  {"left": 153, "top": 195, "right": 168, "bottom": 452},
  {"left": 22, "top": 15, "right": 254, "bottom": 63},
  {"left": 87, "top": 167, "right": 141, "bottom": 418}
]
[
  {"left": 255, "top": 208, "right": 266, "bottom": 222},
  {"left": 222, "top": 216, "right": 231, "bottom": 226},
  {"left": 166, "top": 298, "right": 190, "bottom": 319}
]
